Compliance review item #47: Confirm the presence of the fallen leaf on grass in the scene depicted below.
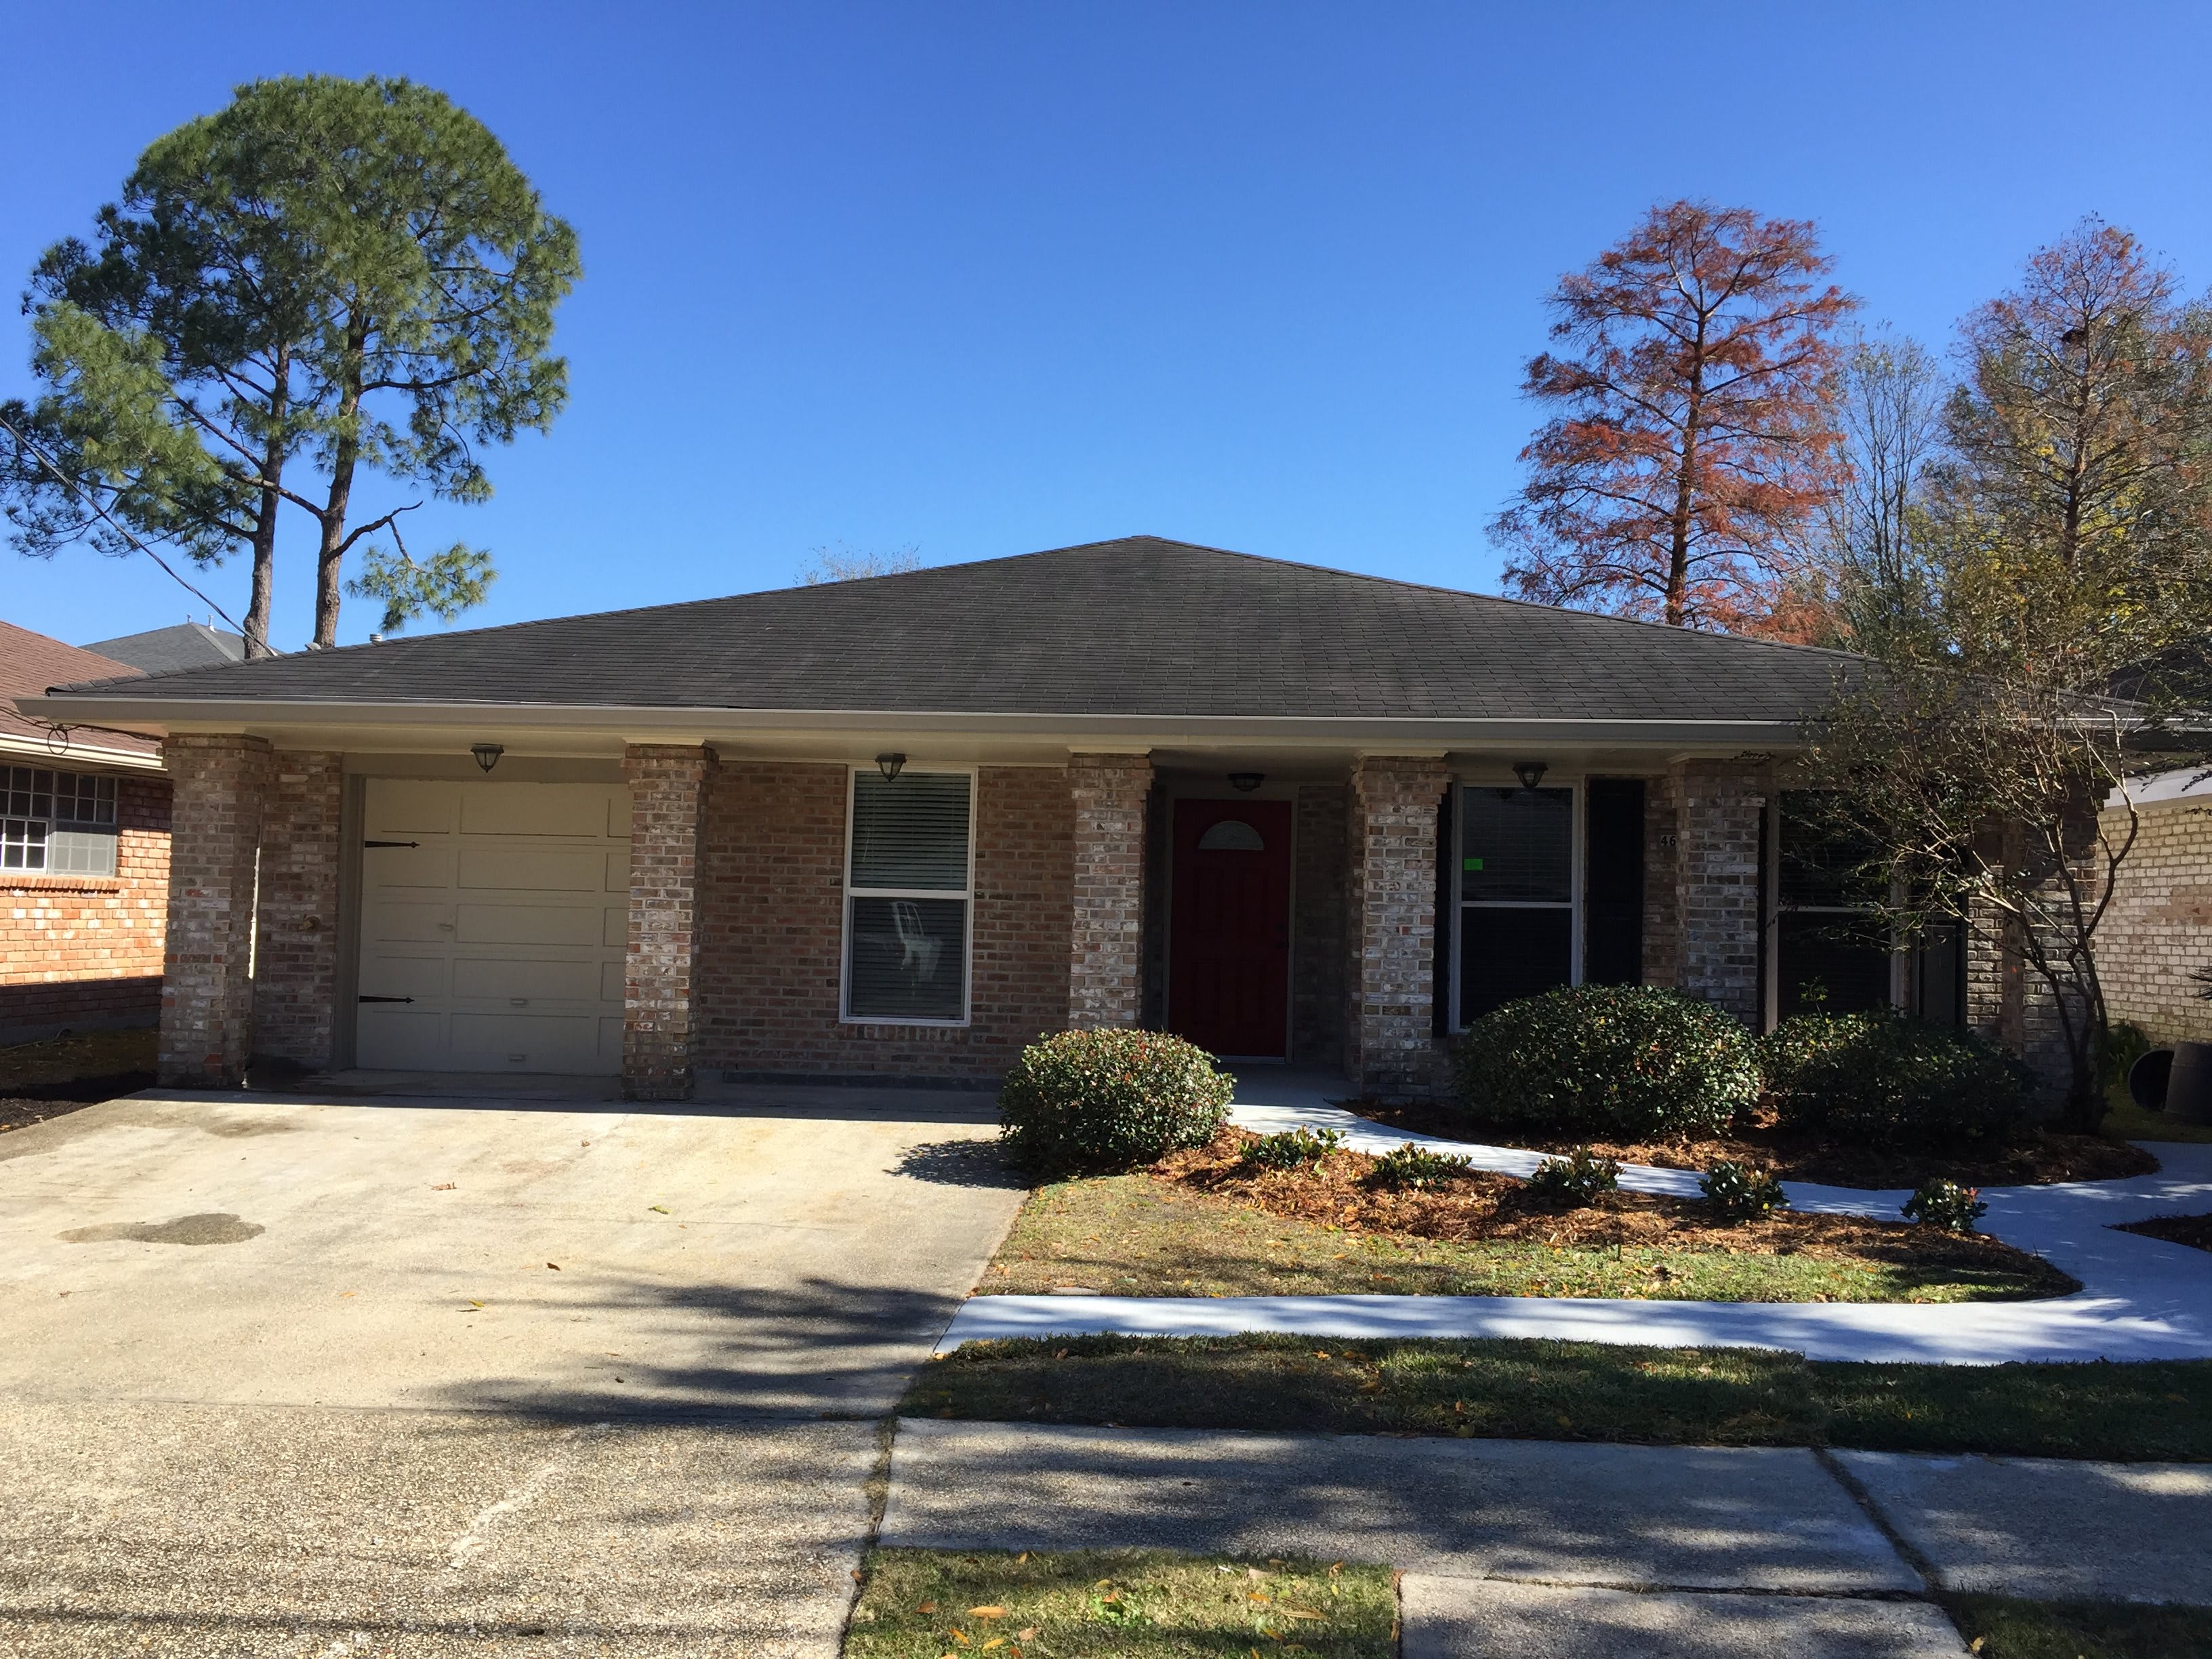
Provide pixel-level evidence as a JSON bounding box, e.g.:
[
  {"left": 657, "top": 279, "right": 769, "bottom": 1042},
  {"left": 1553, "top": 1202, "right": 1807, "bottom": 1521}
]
[
  {"left": 1016, "top": 1629, "right": 1037, "bottom": 1641},
  {"left": 968, "top": 1606, "right": 1005, "bottom": 1618},
  {"left": 917, "top": 1601, "right": 937, "bottom": 1614},
  {"left": 981, "top": 1641, "right": 1004, "bottom": 1652}
]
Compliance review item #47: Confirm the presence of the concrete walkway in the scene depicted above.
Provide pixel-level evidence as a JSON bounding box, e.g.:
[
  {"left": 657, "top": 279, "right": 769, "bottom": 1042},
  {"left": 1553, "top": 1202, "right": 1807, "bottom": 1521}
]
[
  {"left": 943, "top": 1071, "right": 2212, "bottom": 1364},
  {"left": 880, "top": 1419, "right": 2212, "bottom": 1655}
]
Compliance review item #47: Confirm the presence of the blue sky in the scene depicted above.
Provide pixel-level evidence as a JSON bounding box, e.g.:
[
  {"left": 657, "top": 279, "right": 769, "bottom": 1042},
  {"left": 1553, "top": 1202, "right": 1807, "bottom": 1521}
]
[{"left": 7, "top": 2, "right": 2212, "bottom": 651}]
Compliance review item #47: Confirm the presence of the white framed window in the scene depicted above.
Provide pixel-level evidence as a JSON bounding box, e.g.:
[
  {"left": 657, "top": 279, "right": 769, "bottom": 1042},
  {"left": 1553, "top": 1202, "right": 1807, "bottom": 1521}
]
[
  {"left": 1, "top": 766, "right": 118, "bottom": 875},
  {"left": 841, "top": 766, "right": 974, "bottom": 1025},
  {"left": 1450, "top": 780, "right": 1581, "bottom": 1029}
]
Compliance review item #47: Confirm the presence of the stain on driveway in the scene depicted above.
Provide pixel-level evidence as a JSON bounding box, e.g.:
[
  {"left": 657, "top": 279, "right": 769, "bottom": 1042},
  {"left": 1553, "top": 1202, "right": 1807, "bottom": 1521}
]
[{"left": 58, "top": 1212, "right": 264, "bottom": 1246}]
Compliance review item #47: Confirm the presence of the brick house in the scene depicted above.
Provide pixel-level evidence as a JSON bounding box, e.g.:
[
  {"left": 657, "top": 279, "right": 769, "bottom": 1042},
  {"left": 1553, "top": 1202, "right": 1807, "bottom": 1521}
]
[
  {"left": 19, "top": 537, "right": 2006, "bottom": 1097},
  {"left": 2093, "top": 766, "right": 2212, "bottom": 1051},
  {"left": 1, "top": 621, "right": 171, "bottom": 1044}
]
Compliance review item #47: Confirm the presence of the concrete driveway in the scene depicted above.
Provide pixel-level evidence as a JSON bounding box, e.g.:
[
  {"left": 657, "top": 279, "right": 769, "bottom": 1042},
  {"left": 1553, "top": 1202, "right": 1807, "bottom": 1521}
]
[{"left": 0, "top": 1080, "right": 1025, "bottom": 1656}]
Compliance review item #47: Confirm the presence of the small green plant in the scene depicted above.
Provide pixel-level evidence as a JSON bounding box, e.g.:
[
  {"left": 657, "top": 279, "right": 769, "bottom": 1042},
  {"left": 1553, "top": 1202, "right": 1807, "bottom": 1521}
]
[
  {"left": 1702, "top": 1160, "right": 1788, "bottom": 1223},
  {"left": 998, "top": 1028, "right": 1233, "bottom": 1176},
  {"left": 1451, "top": 984, "right": 1761, "bottom": 1140},
  {"left": 2102, "top": 1020, "right": 2154, "bottom": 1095},
  {"left": 1238, "top": 1126, "right": 1347, "bottom": 1171},
  {"left": 1902, "top": 1178, "right": 1988, "bottom": 1233},
  {"left": 1365, "top": 1141, "right": 1475, "bottom": 1191},
  {"left": 1523, "top": 1146, "right": 1621, "bottom": 1209}
]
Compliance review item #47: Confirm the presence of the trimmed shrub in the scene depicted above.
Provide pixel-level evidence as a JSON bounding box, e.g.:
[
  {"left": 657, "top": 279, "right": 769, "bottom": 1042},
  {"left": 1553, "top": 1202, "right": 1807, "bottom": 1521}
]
[
  {"left": 1451, "top": 985, "right": 1761, "bottom": 1141},
  {"left": 1902, "top": 1179, "right": 1988, "bottom": 1233},
  {"left": 1761, "top": 1012, "right": 2028, "bottom": 1149},
  {"left": 1524, "top": 1146, "right": 1621, "bottom": 1210},
  {"left": 998, "top": 1029, "right": 1233, "bottom": 1176},
  {"left": 1702, "top": 1160, "right": 1788, "bottom": 1223},
  {"left": 1240, "top": 1126, "right": 1346, "bottom": 1171},
  {"left": 1366, "top": 1143, "right": 1475, "bottom": 1191}
]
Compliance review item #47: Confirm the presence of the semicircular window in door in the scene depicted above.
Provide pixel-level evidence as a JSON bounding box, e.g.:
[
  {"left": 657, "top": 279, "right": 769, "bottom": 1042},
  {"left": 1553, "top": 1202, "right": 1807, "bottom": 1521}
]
[{"left": 1197, "top": 819, "right": 1265, "bottom": 852}]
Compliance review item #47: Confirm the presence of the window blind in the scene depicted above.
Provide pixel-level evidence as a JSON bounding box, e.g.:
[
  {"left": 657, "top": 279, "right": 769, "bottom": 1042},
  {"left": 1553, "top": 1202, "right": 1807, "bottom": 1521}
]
[
  {"left": 850, "top": 773, "right": 970, "bottom": 890},
  {"left": 846, "top": 771, "right": 971, "bottom": 1023}
]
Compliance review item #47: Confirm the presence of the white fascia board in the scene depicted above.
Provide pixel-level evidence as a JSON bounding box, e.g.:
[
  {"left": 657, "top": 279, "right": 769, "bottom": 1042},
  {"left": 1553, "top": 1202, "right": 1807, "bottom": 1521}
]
[
  {"left": 16, "top": 694, "right": 1811, "bottom": 752},
  {"left": 0, "top": 729, "right": 164, "bottom": 771}
]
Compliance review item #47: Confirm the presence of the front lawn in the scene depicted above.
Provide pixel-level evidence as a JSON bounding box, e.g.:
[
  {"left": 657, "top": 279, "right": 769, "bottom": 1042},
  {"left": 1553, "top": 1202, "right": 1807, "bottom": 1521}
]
[
  {"left": 981, "top": 1132, "right": 2072, "bottom": 1305},
  {"left": 904, "top": 1334, "right": 2212, "bottom": 1462},
  {"left": 1944, "top": 1595, "right": 2212, "bottom": 1658},
  {"left": 1349, "top": 1097, "right": 2158, "bottom": 1188},
  {"left": 846, "top": 1548, "right": 1396, "bottom": 1659}
]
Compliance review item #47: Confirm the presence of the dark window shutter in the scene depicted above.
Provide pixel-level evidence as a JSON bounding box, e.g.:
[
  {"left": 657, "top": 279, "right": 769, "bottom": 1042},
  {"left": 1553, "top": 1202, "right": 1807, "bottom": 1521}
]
[{"left": 1584, "top": 779, "right": 1644, "bottom": 986}]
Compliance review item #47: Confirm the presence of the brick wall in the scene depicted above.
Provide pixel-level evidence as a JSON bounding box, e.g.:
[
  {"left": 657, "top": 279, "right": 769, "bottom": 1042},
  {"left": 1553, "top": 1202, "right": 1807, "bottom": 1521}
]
[
  {"left": 2096, "top": 796, "right": 2212, "bottom": 1046},
  {"left": 159, "top": 734, "right": 270, "bottom": 1086},
  {"left": 623, "top": 745, "right": 713, "bottom": 1099},
  {"left": 1345, "top": 756, "right": 1451, "bottom": 1097},
  {"left": 1067, "top": 754, "right": 1151, "bottom": 1030},
  {"left": 694, "top": 761, "right": 1073, "bottom": 1080},
  {"left": 0, "top": 772, "right": 170, "bottom": 1042},
  {"left": 1671, "top": 758, "right": 1766, "bottom": 1023},
  {"left": 1291, "top": 782, "right": 1349, "bottom": 1067},
  {"left": 251, "top": 752, "right": 342, "bottom": 1069}
]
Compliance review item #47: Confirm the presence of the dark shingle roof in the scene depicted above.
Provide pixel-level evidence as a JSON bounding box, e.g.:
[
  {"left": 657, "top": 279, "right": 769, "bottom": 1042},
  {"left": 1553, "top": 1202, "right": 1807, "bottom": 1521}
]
[
  {"left": 84, "top": 621, "right": 247, "bottom": 674},
  {"left": 40, "top": 537, "right": 1864, "bottom": 723}
]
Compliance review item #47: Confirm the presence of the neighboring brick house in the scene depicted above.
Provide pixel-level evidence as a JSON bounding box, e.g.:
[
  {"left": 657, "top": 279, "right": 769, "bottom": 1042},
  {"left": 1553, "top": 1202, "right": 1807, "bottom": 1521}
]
[
  {"left": 17, "top": 536, "right": 2048, "bottom": 1097},
  {"left": 0, "top": 621, "right": 171, "bottom": 1044},
  {"left": 2094, "top": 767, "right": 2212, "bottom": 1050}
]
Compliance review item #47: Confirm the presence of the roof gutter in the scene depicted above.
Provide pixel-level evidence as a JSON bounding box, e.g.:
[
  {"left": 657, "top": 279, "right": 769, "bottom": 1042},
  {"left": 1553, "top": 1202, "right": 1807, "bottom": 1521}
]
[{"left": 16, "top": 693, "right": 1809, "bottom": 750}]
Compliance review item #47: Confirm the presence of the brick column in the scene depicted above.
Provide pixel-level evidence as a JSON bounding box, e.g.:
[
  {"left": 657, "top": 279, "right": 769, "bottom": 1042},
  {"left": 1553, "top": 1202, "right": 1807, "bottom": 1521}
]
[
  {"left": 623, "top": 744, "right": 714, "bottom": 1101},
  {"left": 1345, "top": 756, "right": 1450, "bottom": 1097},
  {"left": 1641, "top": 769, "right": 1683, "bottom": 987},
  {"left": 1672, "top": 758, "right": 1767, "bottom": 1024},
  {"left": 1067, "top": 752, "right": 1151, "bottom": 1029},
  {"left": 253, "top": 751, "right": 344, "bottom": 1071},
  {"left": 158, "top": 734, "right": 271, "bottom": 1087}
]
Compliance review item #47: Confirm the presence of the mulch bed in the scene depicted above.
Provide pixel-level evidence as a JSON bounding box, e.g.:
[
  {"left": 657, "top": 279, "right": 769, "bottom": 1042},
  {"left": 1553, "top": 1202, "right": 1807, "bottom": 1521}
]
[
  {"left": 1346, "top": 1098, "right": 2158, "bottom": 1189},
  {"left": 0, "top": 1071, "right": 155, "bottom": 1135},
  {"left": 1154, "top": 1129, "right": 2070, "bottom": 1284},
  {"left": 2118, "top": 1213, "right": 2212, "bottom": 1254}
]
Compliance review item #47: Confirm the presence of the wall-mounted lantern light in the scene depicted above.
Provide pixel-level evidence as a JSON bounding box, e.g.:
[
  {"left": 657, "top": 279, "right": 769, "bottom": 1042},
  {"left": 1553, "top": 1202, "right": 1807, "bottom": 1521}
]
[
  {"left": 876, "top": 752, "right": 907, "bottom": 783},
  {"left": 1227, "top": 772, "right": 1265, "bottom": 793},
  {"left": 1513, "top": 760, "right": 1549, "bottom": 793},
  {"left": 471, "top": 743, "right": 505, "bottom": 774}
]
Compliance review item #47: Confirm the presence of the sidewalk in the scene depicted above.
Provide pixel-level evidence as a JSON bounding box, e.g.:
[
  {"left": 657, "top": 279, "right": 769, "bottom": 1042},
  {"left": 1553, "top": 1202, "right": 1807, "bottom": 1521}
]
[
  {"left": 878, "top": 1417, "right": 2212, "bottom": 1657},
  {"left": 944, "top": 1073, "right": 2212, "bottom": 1364}
]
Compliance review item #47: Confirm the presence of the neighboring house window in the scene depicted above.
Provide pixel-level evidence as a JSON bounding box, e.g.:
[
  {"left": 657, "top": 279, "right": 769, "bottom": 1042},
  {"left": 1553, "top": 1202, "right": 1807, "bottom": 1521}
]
[
  {"left": 1453, "top": 783, "right": 1578, "bottom": 1025},
  {"left": 843, "top": 769, "right": 972, "bottom": 1023},
  {"left": 1, "top": 766, "right": 118, "bottom": 876}
]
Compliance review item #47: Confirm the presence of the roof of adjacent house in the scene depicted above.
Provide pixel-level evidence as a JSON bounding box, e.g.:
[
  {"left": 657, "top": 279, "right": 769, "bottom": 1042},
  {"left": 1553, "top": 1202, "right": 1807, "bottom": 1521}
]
[
  {"left": 0, "top": 620, "right": 157, "bottom": 762},
  {"left": 33, "top": 537, "right": 1864, "bottom": 725},
  {"left": 83, "top": 620, "right": 247, "bottom": 674}
]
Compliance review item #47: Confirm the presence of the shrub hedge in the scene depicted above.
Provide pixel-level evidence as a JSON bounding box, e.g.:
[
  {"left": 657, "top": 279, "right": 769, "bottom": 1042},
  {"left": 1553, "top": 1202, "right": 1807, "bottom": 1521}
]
[
  {"left": 1761, "top": 1012, "right": 2026, "bottom": 1148},
  {"left": 998, "top": 1028, "right": 1233, "bottom": 1176},
  {"left": 1451, "top": 985, "right": 1761, "bottom": 1141}
]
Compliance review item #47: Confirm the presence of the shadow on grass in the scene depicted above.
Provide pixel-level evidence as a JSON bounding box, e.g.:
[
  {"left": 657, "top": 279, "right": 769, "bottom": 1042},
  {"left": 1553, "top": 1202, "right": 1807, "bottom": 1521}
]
[{"left": 905, "top": 1332, "right": 2212, "bottom": 1461}]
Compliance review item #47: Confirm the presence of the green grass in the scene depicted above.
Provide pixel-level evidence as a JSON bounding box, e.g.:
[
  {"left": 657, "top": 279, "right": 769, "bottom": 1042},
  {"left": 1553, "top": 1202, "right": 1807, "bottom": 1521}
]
[
  {"left": 2104, "top": 1094, "right": 2212, "bottom": 1146},
  {"left": 845, "top": 1548, "right": 1396, "bottom": 1658},
  {"left": 906, "top": 1334, "right": 2212, "bottom": 1460},
  {"left": 1946, "top": 1595, "right": 2212, "bottom": 1658},
  {"left": 983, "top": 1173, "right": 2072, "bottom": 1305}
]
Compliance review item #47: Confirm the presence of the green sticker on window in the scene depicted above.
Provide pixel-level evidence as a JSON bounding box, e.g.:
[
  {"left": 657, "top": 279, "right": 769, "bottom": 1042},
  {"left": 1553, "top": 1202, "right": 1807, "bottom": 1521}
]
[{"left": 1463, "top": 857, "right": 1483, "bottom": 872}]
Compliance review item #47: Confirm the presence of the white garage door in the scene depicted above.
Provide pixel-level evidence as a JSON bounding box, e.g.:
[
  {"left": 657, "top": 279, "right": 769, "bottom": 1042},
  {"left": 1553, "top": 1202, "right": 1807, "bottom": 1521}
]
[{"left": 355, "top": 779, "right": 630, "bottom": 1074}]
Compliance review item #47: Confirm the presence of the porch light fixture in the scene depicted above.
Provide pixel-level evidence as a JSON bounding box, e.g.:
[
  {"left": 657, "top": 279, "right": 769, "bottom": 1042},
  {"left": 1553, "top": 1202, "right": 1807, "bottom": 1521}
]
[
  {"left": 471, "top": 743, "right": 505, "bottom": 774},
  {"left": 1513, "top": 760, "right": 1549, "bottom": 793},
  {"left": 876, "top": 752, "right": 907, "bottom": 783},
  {"left": 1227, "top": 772, "right": 1265, "bottom": 793}
]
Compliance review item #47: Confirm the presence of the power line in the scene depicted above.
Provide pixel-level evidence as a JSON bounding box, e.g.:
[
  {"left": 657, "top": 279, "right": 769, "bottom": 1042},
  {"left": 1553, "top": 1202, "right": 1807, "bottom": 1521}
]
[{"left": 0, "top": 409, "right": 264, "bottom": 653}]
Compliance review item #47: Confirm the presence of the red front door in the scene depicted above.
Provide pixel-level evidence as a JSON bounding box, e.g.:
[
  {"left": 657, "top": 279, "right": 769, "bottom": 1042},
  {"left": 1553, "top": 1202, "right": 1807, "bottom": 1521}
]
[{"left": 1168, "top": 798, "right": 1292, "bottom": 1059}]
